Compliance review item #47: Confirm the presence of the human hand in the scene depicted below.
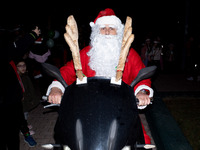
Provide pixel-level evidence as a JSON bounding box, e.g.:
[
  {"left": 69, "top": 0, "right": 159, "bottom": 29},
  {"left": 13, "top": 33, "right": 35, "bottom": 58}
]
[
  {"left": 48, "top": 87, "right": 63, "bottom": 104},
  {"left": 32, "top": 26, "right": 41, "bottom": 37},
  {"left": 136, "top": 90, "right": 151, "bottom": 106}
]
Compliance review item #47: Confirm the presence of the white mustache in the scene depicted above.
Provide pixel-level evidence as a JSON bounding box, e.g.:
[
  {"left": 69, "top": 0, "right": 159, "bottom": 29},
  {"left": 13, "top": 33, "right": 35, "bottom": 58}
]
[{"left": 88, "top": 34, "right": 122, "bottom": 78}]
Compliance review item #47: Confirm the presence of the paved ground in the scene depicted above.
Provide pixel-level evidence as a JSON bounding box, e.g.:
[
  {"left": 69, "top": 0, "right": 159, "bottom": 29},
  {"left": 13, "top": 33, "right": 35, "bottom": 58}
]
[
  {"left": 19, "top": 105, "right": 155, "bottom": 150},
  {"left": 20, "top": 104, "right": 57, "bottom": 150},
  {"left": 19, "top": 72, "right": 200, "bottom": 150}
]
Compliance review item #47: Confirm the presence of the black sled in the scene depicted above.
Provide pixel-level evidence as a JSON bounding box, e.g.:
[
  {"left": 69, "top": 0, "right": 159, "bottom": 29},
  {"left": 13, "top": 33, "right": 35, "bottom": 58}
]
[{"left": 42, "top": 63, "right": 156, "bottom": 150}]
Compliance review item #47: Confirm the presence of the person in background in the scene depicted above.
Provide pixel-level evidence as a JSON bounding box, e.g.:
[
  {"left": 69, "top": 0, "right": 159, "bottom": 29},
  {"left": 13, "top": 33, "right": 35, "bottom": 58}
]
[
  {"left": 148, "top": 40, "right": 163, "bottom": 71},
  {"left": 0, "top": 26, "right": 40, "bottom": 150},
  {"left": 165, "top": 43, "right": 176, "bottom": 73},
  {"left": 28, "top": 37, "right": 52, "bottom": 97},
  {"left": 15, "top": 58, "right": 40, "bottom": 140},
  {"left": 185, "top": 35, "right": 200, "bottom": 81},
  {"left": 140, "top": 38, "right": 152, "bottom": 66}
]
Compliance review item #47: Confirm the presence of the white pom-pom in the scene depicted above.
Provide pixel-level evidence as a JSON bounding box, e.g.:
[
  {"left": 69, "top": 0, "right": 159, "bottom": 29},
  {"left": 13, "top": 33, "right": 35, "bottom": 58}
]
[{"left": 89, "top": 22, "right": 95, "bottom": 27}]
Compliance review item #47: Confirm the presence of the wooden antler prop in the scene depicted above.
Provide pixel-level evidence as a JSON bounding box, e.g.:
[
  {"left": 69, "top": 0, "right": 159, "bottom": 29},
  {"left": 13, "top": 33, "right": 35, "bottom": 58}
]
[
  {"left": 115, "top": 16, "right": 135, "bottom": 82},
  {"left": 64, "top": 15, "right": 83, "bottom": 81}
]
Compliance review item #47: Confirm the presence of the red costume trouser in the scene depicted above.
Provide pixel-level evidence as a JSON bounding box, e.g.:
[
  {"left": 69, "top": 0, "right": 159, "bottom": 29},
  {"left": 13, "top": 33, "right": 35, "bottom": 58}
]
[{"left": 141, "top": 122, "right": 151, "bottom": 144}]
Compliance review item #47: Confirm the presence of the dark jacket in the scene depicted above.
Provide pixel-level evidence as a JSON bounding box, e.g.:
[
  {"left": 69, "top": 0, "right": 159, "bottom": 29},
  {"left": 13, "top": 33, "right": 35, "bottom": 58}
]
[
  {"left": 1, "top": 31, "right": 38, "bottom": 106},
  {"left": 21, "top": 73, "right": 40, "bottom": 112}
]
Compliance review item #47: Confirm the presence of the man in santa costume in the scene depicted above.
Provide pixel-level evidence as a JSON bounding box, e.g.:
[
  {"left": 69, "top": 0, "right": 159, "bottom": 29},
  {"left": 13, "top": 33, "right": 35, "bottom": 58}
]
[{"left": 46, "top": 8, "right": 153, "bottom": 144}]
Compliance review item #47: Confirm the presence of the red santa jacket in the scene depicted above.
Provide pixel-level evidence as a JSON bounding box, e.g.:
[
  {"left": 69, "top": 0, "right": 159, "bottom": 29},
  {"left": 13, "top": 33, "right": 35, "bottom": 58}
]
[
  {"left": 48, "top": 45, "right": 152, "bottom": 144},
  {"left": 60, "top": 46, "right": 152, "bottom": 92}
]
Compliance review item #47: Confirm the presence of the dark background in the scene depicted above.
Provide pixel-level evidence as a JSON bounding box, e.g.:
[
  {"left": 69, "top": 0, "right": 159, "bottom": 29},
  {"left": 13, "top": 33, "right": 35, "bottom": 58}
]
[
  {"left": 2, "top": 1, "right": 199, "bottom": 40},
  {"left": 1, "top": 1, "right": 200, "bottom": 70}
]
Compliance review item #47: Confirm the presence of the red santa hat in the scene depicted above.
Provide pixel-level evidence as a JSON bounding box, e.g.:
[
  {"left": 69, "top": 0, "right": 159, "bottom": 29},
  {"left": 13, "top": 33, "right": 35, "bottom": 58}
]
[
  {"left": 35, "top": 37, "right": 43, "bottom": 44},
  {"left": 90, "top": 8, "right": 122, "bottom": 29}
]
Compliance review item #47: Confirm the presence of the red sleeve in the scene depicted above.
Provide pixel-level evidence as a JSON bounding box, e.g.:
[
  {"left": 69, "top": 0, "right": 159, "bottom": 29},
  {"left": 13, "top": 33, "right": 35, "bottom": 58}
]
[
  {"left": 60, "top": 60, "right": 76, "bottom": 86},
  {"left": 122, "top": 48, "right": 152, "bottom": 91},
  {"left": 59, "top": 46, "right": 95, "bottom": 86}
]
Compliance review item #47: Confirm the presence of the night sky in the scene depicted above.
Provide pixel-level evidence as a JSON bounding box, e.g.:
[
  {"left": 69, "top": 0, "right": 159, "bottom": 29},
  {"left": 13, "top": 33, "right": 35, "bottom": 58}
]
[
  {"left": 2, "top": 1, "right": 199, "bottom": 39},
  {"left": 1, "top": 1, "right": 199, "bottom": 56}
]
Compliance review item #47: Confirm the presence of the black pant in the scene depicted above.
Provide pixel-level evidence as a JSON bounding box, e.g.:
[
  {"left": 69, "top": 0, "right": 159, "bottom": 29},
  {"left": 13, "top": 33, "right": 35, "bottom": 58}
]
[{"left": 0, "top": 102, "right": 29, "bottom": 150}]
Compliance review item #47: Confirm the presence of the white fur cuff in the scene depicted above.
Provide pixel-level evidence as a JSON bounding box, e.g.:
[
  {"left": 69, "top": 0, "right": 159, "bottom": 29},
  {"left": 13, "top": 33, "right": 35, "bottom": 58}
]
[
  {"left": 135, "top": 85, "right": 154, "bottom": 110},
  {"left": 90, "top": 15, "right": 122, "bottom": 29},
  {"left": 46, "top": 81, "right": 65, "bottom": 96},
  {"left": 134, "top": 85, "right": 154, "bottom": 98}
]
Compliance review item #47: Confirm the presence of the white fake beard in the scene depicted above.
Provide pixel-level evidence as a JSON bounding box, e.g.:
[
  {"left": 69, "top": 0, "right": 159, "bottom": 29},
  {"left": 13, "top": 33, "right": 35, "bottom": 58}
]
[{"left": 87, "top": 34, "right": 122, "bottom": 78}]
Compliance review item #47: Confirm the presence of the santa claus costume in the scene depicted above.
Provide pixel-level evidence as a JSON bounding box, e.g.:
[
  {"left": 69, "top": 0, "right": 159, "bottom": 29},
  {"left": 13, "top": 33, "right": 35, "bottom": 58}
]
[{"left": 47, "top": 8, "right": 153, "bottom": 144}]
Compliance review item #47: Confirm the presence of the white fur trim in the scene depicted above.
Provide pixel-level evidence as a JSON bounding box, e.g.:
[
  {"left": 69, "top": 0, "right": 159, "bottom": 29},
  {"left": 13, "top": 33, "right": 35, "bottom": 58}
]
[
  {"left": 46, "top": 81, "right": 65, "bottom": 96},
  {"left": 90, "top": 22, "right": 95, "bottom": 27},
  {"left": 138, "top": 105, "right": 147, "bottom": 110},
  {"left": 94, "top": 16, "right": 122, "bottom": 28},
  {"left": 134, "top": 85, "right": 154, "bottom": 98},
  {"left": 135, "top": 85, "right": 154, "bottom": 110},
  {"left": 122, "top": 146, "right": 131, "bottom": 150}
]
